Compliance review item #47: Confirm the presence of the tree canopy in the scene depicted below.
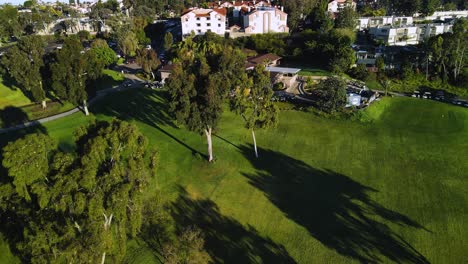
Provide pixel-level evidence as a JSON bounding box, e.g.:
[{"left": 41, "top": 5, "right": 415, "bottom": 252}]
[
  {"left": 0, "top": 35, "right": 47, "bottom": 105},
  {"left": 0, "top": 119, "right": 154, "bottom": 263},
  {"left": 51, "top": 36, "right": 104, "bottom": 109},
  {"left": 231, "top": 64, "right": 278, "bottom": 158},
  {"left": 313, "top": 77, "right": 347, "bottom": 113}
]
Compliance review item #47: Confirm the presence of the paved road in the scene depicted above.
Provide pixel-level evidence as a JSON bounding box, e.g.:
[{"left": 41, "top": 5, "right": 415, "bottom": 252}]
[{"left": 0, "top": 74, "right": 146, "bottom": 134}]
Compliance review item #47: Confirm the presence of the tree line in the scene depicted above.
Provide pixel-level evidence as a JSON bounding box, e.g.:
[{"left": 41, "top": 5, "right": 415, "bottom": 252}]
[{"left": 0, "top": 35, "right": 116, "bottom": 113}]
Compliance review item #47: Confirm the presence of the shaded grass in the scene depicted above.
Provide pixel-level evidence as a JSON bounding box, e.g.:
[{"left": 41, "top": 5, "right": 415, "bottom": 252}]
[
  {"left": 1, "top": 90, "right": 467, "bottom": 263},
  {"left": 0, "top": 101, "right": 75, "bottom": 128},
  {"left": 0, "top": 77, "right": 31, "bottom": 109},
  {"left": 93, "top": 69, "right": 125, "bottom": 91}
]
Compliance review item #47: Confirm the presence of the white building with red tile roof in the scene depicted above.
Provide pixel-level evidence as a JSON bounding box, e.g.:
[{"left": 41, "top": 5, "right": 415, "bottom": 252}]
[
  {"left": 242, "top": 6, "right": 288, "bottom": 34},
  {"left": 181, "top": 8, "right": 227, "bottom": 36}
]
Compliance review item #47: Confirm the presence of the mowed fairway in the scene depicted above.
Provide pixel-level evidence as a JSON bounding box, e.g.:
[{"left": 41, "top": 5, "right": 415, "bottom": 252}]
[{"left": 1, "top": 89, "right": 467, "bottom": 263}]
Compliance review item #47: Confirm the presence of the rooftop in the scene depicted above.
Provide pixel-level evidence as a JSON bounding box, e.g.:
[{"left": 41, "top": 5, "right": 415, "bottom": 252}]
[{"left": 265, "top": 67, "right": 301, "bottom": 74}]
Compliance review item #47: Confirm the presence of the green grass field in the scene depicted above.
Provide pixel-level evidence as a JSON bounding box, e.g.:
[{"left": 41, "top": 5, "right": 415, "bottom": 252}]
[
  {"left": 298, "top": 68, "right": 332, "bottom": 77},
  {"left": 1, "top": 89, "right": 467, "bottom": 263}
]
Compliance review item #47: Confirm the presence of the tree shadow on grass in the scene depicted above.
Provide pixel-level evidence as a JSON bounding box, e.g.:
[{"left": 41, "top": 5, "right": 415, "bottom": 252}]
[
  {"left": 91, "top": 89, "right": 206, "bottom": 158},
  {"left": 239, "top": 145, "right": 430, "bottom": 264},
  {"left": 170, "top": 187, "right": 297, "bottom": 264},
  {"left": 0, "top": 106, "right": 29, "bottom": 127}
]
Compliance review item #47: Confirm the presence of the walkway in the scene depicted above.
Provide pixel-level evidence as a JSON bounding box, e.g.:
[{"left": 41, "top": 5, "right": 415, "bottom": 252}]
[{"left": 0, "top": 74, "right": 145, "bottom": 134}]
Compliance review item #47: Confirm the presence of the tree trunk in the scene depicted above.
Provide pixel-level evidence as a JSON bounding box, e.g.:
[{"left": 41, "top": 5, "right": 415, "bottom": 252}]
[
  {"left": 83, "top": 100, "right": 89, "bottom": 116},
  {"left": 204, "top": 127, "right": 213, "bottom": 162},
  {"left": 101, "top": 252, "right": 106, "bottom": 264},
  {"left": 151, "top": 71, "right": 155, "bottom": 80},
  {"left": 41, "top": 100, "right": 47, "bottom": 109},
  {"left": 251, "top": 129, "right": 258, "bottom": 158}
]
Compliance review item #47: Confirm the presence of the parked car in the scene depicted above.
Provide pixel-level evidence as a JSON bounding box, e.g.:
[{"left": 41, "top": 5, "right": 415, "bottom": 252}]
[
  {"left": 412, "top": 91, "right": 420, "bottom": 98},
  {"left": 422, "top": 92, "right": 431, "bottom": 99}
]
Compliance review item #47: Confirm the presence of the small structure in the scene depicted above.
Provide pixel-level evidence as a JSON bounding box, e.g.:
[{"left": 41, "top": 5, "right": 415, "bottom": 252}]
[
  {"left": 157, "top": 64, "right": 175, "bottom": 83},
  {"left": 265, "top": 67, "right": 301, "bottom": 88},
  {"left": 347, "top": 93, "right": 362, "bottom": 107}
]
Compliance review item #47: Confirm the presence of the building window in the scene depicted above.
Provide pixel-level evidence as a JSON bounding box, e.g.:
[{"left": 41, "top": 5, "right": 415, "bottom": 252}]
[
  {"left": 207, "top": 17, "right": 211, "bottom": 20},
  {"left": 196, "top": 17, "right": 200, "bottom": 20},
  {"left": 196, "top": 23, "right": 201, "bottom": 27},
  {"left": 218, "top": 24, "right": 221, "bottom": 27},
  {"left": 197, "top": 30, "right": 201, "bottom": 33},
  {"left": 207, "top": 23, "right": 211, "bottom": 27}
]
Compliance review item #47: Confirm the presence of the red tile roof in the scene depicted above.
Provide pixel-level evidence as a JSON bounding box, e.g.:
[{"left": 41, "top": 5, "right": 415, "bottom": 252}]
[
  {"left": 213, "top": 8, "right": 227, "bottom": 16},
  {"left": 248, "top": 53, "right": 282, "bottom": 64},
  {"left": 158, "top": 64, "right": 175, "bottom": 72}
]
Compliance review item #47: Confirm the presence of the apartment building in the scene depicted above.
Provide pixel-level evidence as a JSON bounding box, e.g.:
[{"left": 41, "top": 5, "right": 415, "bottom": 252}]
[
  {"left": 181, "top": 8, "right": 227, "bottom": 36},
  {"left": 369, "top": 26, "right": 419, "bottom": 46},
  {"left": 368, "top": 23, "right": 453, "bottom": 46},
  {"left": 357, "top": 16, "right": 413, "bottom": 30}
]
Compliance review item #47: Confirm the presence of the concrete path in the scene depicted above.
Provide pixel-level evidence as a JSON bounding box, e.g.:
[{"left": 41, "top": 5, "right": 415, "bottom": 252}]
[{"left": 0, "top": 74, "right": 146, "bottom": 134}]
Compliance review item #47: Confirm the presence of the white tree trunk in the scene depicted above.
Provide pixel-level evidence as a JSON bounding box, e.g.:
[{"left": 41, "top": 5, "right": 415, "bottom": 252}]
[
  {"left": 41, "top": 100, "right": 47, "bottom": 109},
  {"left": 204, "top": 127, "right": 213, "bottom": 162},
  {"left": 101, "top": 252, "right": 106, "bottom": 264},
  {"left": 251, "top": 129, "right": 258, "bottom": 158},
  {"left": 83, "top": 100, "right": 89, "bottom": 116},
  {"left": 150, "top": 71, "right": 155, "bottom": 80}
]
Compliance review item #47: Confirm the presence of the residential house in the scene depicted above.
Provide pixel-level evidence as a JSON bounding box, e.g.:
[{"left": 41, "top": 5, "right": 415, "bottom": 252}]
[
  {"left": 181, "top": 8, "right": 227, "bottom": 36},
  {"left": 327, "top": 0, "right": 356, "bottom": 13}
]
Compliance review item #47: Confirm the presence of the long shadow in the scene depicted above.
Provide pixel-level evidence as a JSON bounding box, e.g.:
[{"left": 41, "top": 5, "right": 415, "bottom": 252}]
[
  {"left": 91, "top": 88, "right": 206, "bottom": 158},
  {"left": 239, "top": 145, "right": 430, "bottom": 263},
  {"left": 213, "top": 134, "right": 241, "bottom": 150},
  {"left": 169, "top": 187, "right": 297, "bottom": 263}
]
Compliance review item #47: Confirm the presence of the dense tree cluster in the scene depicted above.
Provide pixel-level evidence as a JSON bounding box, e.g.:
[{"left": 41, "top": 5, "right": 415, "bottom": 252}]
[
  {"left": 425, "top": 19, "right": 467, "bottom": 86},
  {"left": 313, "top": 77, "right": 348, "bottom": 113},
  {"left": 0, "top": 120, "right": 155, "bottom": 263},
  {"left": 50, "top": 36, "right": 105, "bottom": 115},
  {"left": 0, "top": 35, "right": 47, "bottom": 107}
]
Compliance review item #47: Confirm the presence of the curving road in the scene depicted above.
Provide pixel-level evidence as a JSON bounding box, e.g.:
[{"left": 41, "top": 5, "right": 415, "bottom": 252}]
[{"left": 0, "top": 74, "right": 146, "bottom": 134}]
